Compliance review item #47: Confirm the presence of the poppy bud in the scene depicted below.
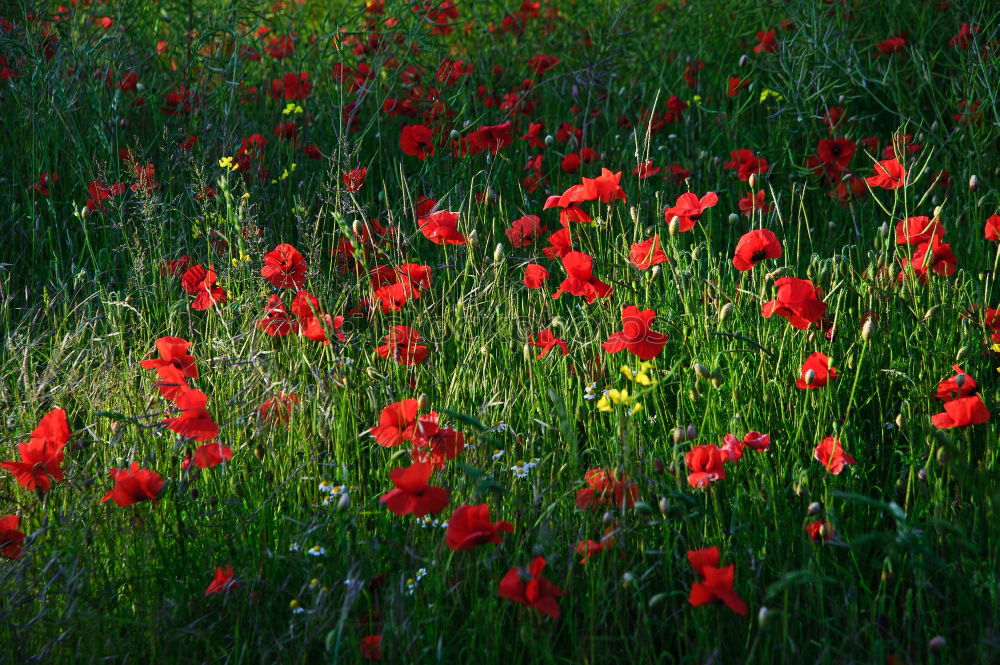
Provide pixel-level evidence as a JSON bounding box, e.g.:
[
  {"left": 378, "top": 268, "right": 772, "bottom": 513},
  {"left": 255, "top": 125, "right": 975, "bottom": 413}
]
[
  {"left": 253, "top": 445, "right": 265, "bottom": 460},
  {"left": 649, "top": 592, "right": 668, "bottom": 609},
  {"left": 544, "top": 134, "right": 554, "bottom": 147},
  {"left": 672, "top": 427, "right": 684, "bottom": 444},
  {"left": 685, "top": 424, "right": 698, "bottom": 440},
  {"left": 930, "top": 120, "right": 938, "bottom": 132},
  {"left": 932, "top": 205, "right": 943, "bottom": 219},
  {"left": 417, "top": 393, "right": 430, "bottom": 412},
  {"left": 711, "top": 376, "right": 722, "bottom": 389},
  {"left": 629, "top": 206, "right": 639, "bottom": 224},
  {"left": 658, "top": 497, "right": 670, "bottom": 515},
  {"left": 895, "top": 413, "right": 905, "bottom": 428},
  {"left": 758, "top": 606, "right": 770, "bottom": 629},
  {"left": 861, "top": 319, "right": 874, "bottom": 343},
  {"left": 878, "top": 221, "right": 889, "bottom": 236},
  {"left": 366, "top": 367, "right": 379, "bottom": 379},
  {"left": 653, "top": 457, "right": 665, "bottom": 474},
  {"left": 808, "top": 501, "right": 823, "bottom": 516},
  {"left": 337, "top": 492, "right": 351, "bottom": 511},
  {"left": 969, "top": 174, "right": 980, "bottom": 191},
  {"left": 551, "top": 316, "right": 565, "bottom": 329},
  {"left": 602, "top": 511, "right": 615, "bottom": 525},
  {"left": 803, "top": 369, "right": 816, "bottom": 386},
  {"left": 522, "top": 344, "right": 532, "bottom": 362},
  {"left": 688, "top": 389, "right": 698, "bottom": 403},
  {"left": 936, "top": 446, "right": 952, "bottom": 465},
  {"left": 713, "top": 156, "right": 721, "bottom": 166},
  {"left": 621, "top": 571, "right": 635, "bottom": 588},
  {"left": 917, "top": 468, "right": 928, "bottom": 481},
  {"left": 693, "top": 363, "right": 710, "bottom": 379},
  {"left": 449, "top": 129, "right": 460, "bottom": 141},
  {"left": 922, "top": 305, "right": 938, "bottom": 321},
  {"left": 727, "top": 212, "right": 738, "bottom": 225},
  {"left": 650, "top": 265, "right": 661, "bottom": 279},
  {"left": 765, "top": 267, "right": 785, "bottom": 281},
  {"left": 928, "top": 636, "right": 946, "bottom": 652},
  {"left": 738, "top": 54, "right": 748, "bottom": 67},
  {"left": 719, "top": 302, "right": 733, "bottom": 322},
  {"left": 493, "top": 243, "right": 505, "bottom": 264},
  {"left": 956, "top": 345, "right": 970, "bottom": 360},
  {"left": 352, "top": 219, "right": 363, "bottom": 235},
  {"left": 467, "top": 230, "right": 479, "bottom": 247},
  {"left": 748, "top": 173, "right": 757, "bottom": 189},
  {"left": 668, "top": 216, "right": 681, "bottom": 236}
]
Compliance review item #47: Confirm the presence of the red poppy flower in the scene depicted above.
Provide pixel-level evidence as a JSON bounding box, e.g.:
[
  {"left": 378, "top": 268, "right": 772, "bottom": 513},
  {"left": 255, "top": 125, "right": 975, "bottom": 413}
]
[
  {"left": 727, "top": 76, "right": 748, "bottom": 97},
  {"left": 0, "top": 515, "right": 25, "bottom": 559},
  {"left": 795, "top": 352, "right": 837, "bottom": 389},
  {"left": 551, "top": 251, "right": 612, "bottom": 303},
  {"left": 934, "top": 366, "right": 977, "bottom": 402},
  {"left": 261, "top": 244, "right": 307, "bottom": 290},
  {"left": 580, "top": 168, "right": 626, "bottom": 203},
  {"left": 574, "top": 526, "right": 617, "bottom": 564},
  {"left": 984, "top": 215, "right": 1000, "bottom": 242},
  {"left": 380, "top": 462, "right": 449, "bottom": 517},
  {"left": 719, "top": 433, "right": 745, "bottom": 463},
  {"left": 523, "top": 263, "right": 550, "bottom": 289},
  {"left": 184, "top": 442, "right": 233, "bottom": 470},
  {"left": 32, "top": 172, "right": 58, "bottom": 196},
  {"left": 506, "top": 215, "right": 547, "bottom": 247},
  {"left": 874, "top": 34, "right": 907, "bottom": 57},
  {"left": 290, "top": 290, "right": 346, "bottom": 344},
  {"left": 400, "top": 124, "right": 435, "bottom": 160},
  {"left": 663, "top": 191, "right": 718, "bottom": 232},
  {"left": 180, "top": 264, "right": 227, "bottom": 310},
  {"left": 343, "top": 168, "right": 367, "bottom": 192},
  {"left": 1, "top": 408, "right": 69, "bottom": 492},
  {"left": 409, "top": 413, "right": 464, "bottom": 469},
  {"left": 359, "top": 635, "right": 382, "bottom": 661},
  {"left": 163, "top": 390, "right": 219, "bottom": 442},
  {"left": 753, "top": 29, "right": 778, "bottom": 54},
  {"left": 895, "top": 216, "right": 944, "bottom": 246},
  {"left": 761, "top": 277, "right": 827, "bottom": 330},
  {"left": 371, "top": 400, "right": 420, "bottom": 447},
  {"left": 160, "top": 255, "right": 191, "bottom": 277},
  {"left": 204, "top": 565, "right": 237, "bottom": 596},
  {"left": 865, "top": 158, "right": 906, "bottom": 190},
  {"left": 268, "top": 72, "right": 312, "bottom": 100},
  {"left": 256, "top": 295, "right": 298, "bottom": 337},
  {"left": 813, "top": 437, "right": 855, "bottom": 475},
  {"left": 529, "top": 330, "right": 568, "bottom": 359},
  {"left": 685, "top": 445, "right": 727, "bottom": 488},
  {"left": 445, "top": 504, "right": 514, "bottom": 551},
  {"left": 687, "top": 547, "right": 747, "bottom": 615},
  {"left": 723, "top": 150, "right": 770, "bottom": 182},
  {"left": 900, "top": 236, "right": 957, "bottom": 282},
  {"left": 732, "top": 229, "right": 781, "bottom": 271},
  {"left": 741, "top": 431, "right": 770, "bottom": 452},
  {"left": 930, "top": 395, "right": 990, "bottom": 429},
  {"left": 738, "top": 190, "right": 773, "bottom": 216},
  {"left": 498, "top": 556, "right": 566, "bottom": 619},
  {"left": 542, "top": 227, "right": 573, "bottom": 259},
  {"left": 418, "top": 210, "right": 467, "bottom": 245},
  {"left": 560, "top": 153, "right": 581, "bottom": 174},
  {"left": 634, "top": 159, "right": 661, "bottom": 179},
  {"left": 140, "top": 336, "right": 199, "bottom": 399},
  {"left": 100, "top": 463, "right": 165, "bottom": 506},
  {"left": 629, "top": 235, "right": 669, "bottom": 271},
  {"left": 949, "top": 22, "right": 981, "bottom": 49},
  {"left": 805, "top": 520, "right": 835, "bottom": 543},
  {"left": 816, "top": 139, "right": 856, "bottom": 172},
  {"left": 375, "top": 326, "right": 428, "bottom": 366},
  {"left": 574, "top": 469, "right": 639, "bottom": 510},
  {"left": 602, "top": 306, "right": 669, "bottom": 360}
]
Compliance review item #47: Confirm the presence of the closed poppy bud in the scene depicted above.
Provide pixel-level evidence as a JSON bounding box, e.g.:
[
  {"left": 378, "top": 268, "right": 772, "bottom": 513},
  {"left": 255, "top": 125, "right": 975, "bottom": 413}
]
[
  {"left": 758, "top": 606, "right": 770, "bottom": 629},
  {"left": 668, "top": 216, "right": 680, "bottom": 236},
  {"left": 923, "top": 305, "right": 938, "bottom": 321},
  {"left": 686, "top": 424, "right": 698, "bottom": 440},
  {"left": 807, "top": 501, "right": 823, "bottom": 516},
  {"left": 649, "top": 592, "right": 668, "bottom": 608},
  {"left": 929, "top": 636, "right": 946, "bottom": 652},
  {"left": 522, "top": 344, "right": 532, "bottom": 361},
  {"left": 544, "top": 134, "right": 554, "bottom": 147},
  {"left": 739, "top": 54, "right": 748, "bottom": 67},
  {"left": 253, "top": 445, "right": 265, "bottom": 460},
  {"left": 449, "top": 129, "right": 461, "bottom": 141},
  {"left": 933, "top": 205, "right": 943, "bottom": 218},
  {"left": 895, "top": 413, "right": 905, "bottom": 428},
  {"left": 653, "top": 457, "right": 665, "bottom": 474},
  {"left": 861, "top": 319, "right": 874, "bottom": 342},
  {"left": 622, "top": 571, "right": 635, "bottom": 588},
  {"left": 672, "top": 427, "right": 684, "bottom": 444},
  {"left": 602, "top": 511, "right": 615, "bottom": 524},
  {"left": 352, "top": 219, "right": 363, "bottom": 235},
  {"left": 956, "top": 345, "right": 970, "bottom": 360},
  {"left": 828, "top": 220, "right": 837, "bottom": 229},
  {"left": 917, "top": 468, "right": 928, "bottom": 481},
  {"left": 658, "top": 497, "right": 669, "bottom": 515},
  {"left": 417, "top": 393, "right": 430, "bottom": 412},
  {"left": 719, "top": 302, "right": 733, "bottom": 322},
  {"left": 711, "top": 376, "right": 722, "bottom": 389},
  {"left": 467, "top": 230, "right": 479, "bottom": 247},
  {"left": 728, "top": 213, "right": 739, "bottom": 224},
  {"left": 337, "top": 492, "right": 351, "bottom": 511},
  {"left": 748, "top": 173, "right": 757, "bottom": 189},
  {"left": 969, "top": 175, "right": 979, "bottom": 191},
  {"left": 879, "top": 221, "right": 889, "bottom": 236},
  {"left": 693, "top": 363, "right": 710, "bottom": 379},
  {"left": 550, "top": 316, "right": 565, "bottom": 329},
  {"left": 650, "top": 265, "right": 661, "bottom": 279},
  {"left": 764, "top": 267, "right": 785, "bottom": 280},
  {"left": 936, "top": 446, "right": 951, "bottom": 465},
  {"left": 493, "top": 243, "right": 505, "bottom": 263},
  {"left": 803, "top": 369, "right": 815, "bottom": 386}
]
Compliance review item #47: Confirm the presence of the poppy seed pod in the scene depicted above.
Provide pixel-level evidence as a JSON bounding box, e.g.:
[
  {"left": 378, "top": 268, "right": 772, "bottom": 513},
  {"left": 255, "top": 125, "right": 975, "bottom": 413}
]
[
  {"left": 969, "top": 175, "right": 979, "bottom": 191},
  {"left": 728, "top": 212, "right": 739, "bottom": 224}
]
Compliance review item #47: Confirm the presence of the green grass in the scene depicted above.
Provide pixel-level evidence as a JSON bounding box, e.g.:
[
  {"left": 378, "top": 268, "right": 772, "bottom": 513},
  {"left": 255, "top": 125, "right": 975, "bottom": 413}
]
[{"left": 2, "top": 0, "right": 999, "bottom": 663}]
